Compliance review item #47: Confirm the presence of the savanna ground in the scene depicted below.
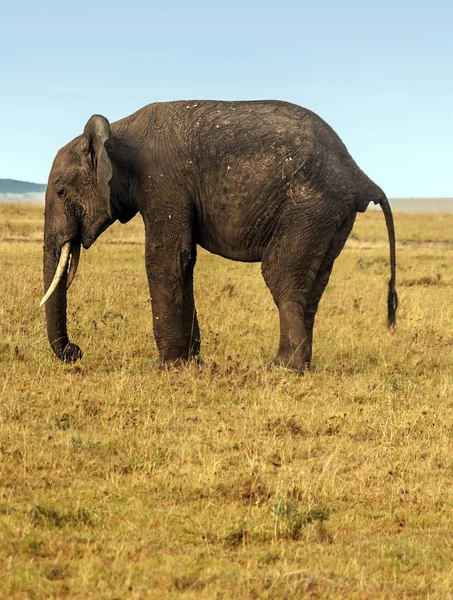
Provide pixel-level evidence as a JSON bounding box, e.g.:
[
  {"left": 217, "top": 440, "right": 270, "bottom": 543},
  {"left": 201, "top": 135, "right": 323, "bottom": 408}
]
[{"left": 0, "top": 202, "right": 452, "bottom": 599}]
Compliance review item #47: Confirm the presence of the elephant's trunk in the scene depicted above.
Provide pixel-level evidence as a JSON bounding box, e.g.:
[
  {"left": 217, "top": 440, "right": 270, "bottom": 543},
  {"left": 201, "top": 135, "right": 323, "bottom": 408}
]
[
  {"left": 42, "top": 195, "right": 83, "bottom": 363},
  {"left": 43, "top": 240, "right": 71, "bottom": 359}
]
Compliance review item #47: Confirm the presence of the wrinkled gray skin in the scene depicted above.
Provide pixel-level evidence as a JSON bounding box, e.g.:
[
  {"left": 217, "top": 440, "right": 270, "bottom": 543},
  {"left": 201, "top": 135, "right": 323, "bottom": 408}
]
[{"left": 43, "top": 100, "right": 397, "bottom": 373}]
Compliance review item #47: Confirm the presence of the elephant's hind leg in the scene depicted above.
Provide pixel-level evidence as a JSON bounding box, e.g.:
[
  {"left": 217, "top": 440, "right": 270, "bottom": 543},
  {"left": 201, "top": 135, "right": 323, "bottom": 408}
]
[
  {"left": 274, "top": 299, "right": 311, "bottom": 373},
  {"left": 262, "top": 226, "right": 332, "bottom": 374},
  {"left": 303, "top": 266, "right": 333, "bottom": 367},
  {"left": 181, "top": 248, "right": 201, "bottom": 360},
  {"left": 304, "top": 211, "right": 356, "bottom": 366}
]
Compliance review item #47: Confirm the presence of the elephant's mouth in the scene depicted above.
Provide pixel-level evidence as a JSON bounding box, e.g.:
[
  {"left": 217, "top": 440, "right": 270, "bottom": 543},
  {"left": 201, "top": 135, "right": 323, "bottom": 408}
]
[
  {"left": 81, "top": 216, "right": 115, "bottom": 250},
  {"left": 40, "top": 237, "right": 81, "bottom": 307}
]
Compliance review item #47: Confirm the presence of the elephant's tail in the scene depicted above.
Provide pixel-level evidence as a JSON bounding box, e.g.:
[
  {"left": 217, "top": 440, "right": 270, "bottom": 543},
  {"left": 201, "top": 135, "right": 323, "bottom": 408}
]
[{"left": 379, "top": 194, "right": 398, "bottom": 327}]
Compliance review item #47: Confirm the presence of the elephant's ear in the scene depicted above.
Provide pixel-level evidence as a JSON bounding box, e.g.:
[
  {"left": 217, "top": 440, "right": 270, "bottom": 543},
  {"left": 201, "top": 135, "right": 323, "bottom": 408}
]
[{"left": 83, "top": 114, "right": 113, "bottom": 219}]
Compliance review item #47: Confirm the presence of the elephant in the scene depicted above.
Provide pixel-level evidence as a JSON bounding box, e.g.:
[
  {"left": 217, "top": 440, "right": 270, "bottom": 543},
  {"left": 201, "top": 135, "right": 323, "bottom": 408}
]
[{"left": 41, "top": 100, "right": 397, "bottom": 373}]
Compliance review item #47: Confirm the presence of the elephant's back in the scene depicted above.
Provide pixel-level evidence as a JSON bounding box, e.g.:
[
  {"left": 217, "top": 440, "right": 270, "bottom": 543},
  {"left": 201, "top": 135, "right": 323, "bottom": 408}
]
[
  {"left": 116, "top": 99, "right": 382, "bottom": 208},
  {"left": 115, "top": 99, "right": 354, "bottom": 166}
]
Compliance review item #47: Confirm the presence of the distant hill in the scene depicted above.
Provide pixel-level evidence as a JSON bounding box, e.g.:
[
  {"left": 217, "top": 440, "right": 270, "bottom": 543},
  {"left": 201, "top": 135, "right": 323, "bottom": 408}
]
[{"left": 0, "top": 179, "right": 47, "bottom": 194}]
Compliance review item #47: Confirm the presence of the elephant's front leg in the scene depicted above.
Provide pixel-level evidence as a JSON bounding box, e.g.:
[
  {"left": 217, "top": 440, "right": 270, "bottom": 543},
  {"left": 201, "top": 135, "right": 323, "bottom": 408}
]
[{"left": 145, "top": 236, "right": 200, "bottom": 367}]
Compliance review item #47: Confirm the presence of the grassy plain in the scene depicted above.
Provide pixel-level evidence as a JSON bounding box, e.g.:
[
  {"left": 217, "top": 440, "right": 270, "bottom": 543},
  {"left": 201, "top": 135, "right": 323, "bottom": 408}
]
[{"left": 0, "top": 203, "right": 452, "bottom": 599}]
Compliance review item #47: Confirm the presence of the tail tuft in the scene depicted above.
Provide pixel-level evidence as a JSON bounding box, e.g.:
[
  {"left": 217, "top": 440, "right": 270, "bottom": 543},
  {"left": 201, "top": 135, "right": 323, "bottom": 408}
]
[{"left": 387, "top": 281, "right": 398, "bottom": 327}]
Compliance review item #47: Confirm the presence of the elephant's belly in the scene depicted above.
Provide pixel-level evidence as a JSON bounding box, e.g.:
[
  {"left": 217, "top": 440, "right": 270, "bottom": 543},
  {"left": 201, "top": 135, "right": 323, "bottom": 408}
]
[
  {"left": 197, "top": 232, "right": 263, "bottom": 263},
  {"left": 195, "top": 186, "right": 281, "bottom": 262},
  {"left": 195, "top": 213, "right": 266, "bottom": 263}
]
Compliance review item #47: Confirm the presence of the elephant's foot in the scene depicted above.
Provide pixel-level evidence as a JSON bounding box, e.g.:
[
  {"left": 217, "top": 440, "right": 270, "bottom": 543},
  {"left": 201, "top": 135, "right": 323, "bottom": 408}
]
[
  {"left": 150, "top": 353, "right": 203, "bottom": 371},
  {"left": 61, "top": 342, "right": 83, "bottom": 363},
  {"left": 268, "top": 352, "right": 309, "bottom": 375}
]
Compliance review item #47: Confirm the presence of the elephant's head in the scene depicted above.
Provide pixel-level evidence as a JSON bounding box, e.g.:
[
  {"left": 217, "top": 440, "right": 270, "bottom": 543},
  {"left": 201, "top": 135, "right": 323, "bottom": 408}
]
[{"left": 41, "top": 114, "right": 134, "bottom": 362}]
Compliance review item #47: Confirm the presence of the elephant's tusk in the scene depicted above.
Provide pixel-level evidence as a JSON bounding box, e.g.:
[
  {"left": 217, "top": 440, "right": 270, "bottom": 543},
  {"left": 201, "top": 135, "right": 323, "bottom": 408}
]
[
  {"left": 66, "top": 239, "right": 80, "bottom": 290},
  {"left": 39, "top": 242, "right": 71, "bottom": 308}
]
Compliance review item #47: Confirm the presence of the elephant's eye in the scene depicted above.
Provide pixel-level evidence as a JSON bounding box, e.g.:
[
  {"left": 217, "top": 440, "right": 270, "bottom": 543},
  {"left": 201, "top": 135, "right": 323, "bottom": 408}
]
[{"left": 56, "top": 185, "right": 66, "bottom": 199}]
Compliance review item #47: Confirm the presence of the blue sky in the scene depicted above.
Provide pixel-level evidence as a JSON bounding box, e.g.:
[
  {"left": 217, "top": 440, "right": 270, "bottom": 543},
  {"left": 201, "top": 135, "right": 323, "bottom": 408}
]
[{"left": 1, "top": 0, "right": 452, "bottom": 197}]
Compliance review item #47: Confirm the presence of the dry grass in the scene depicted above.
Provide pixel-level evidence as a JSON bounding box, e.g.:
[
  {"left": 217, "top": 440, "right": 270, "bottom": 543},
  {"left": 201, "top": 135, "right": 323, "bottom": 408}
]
[{"left": 1, "top": 203, "right": 452, "bottom": 599}]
